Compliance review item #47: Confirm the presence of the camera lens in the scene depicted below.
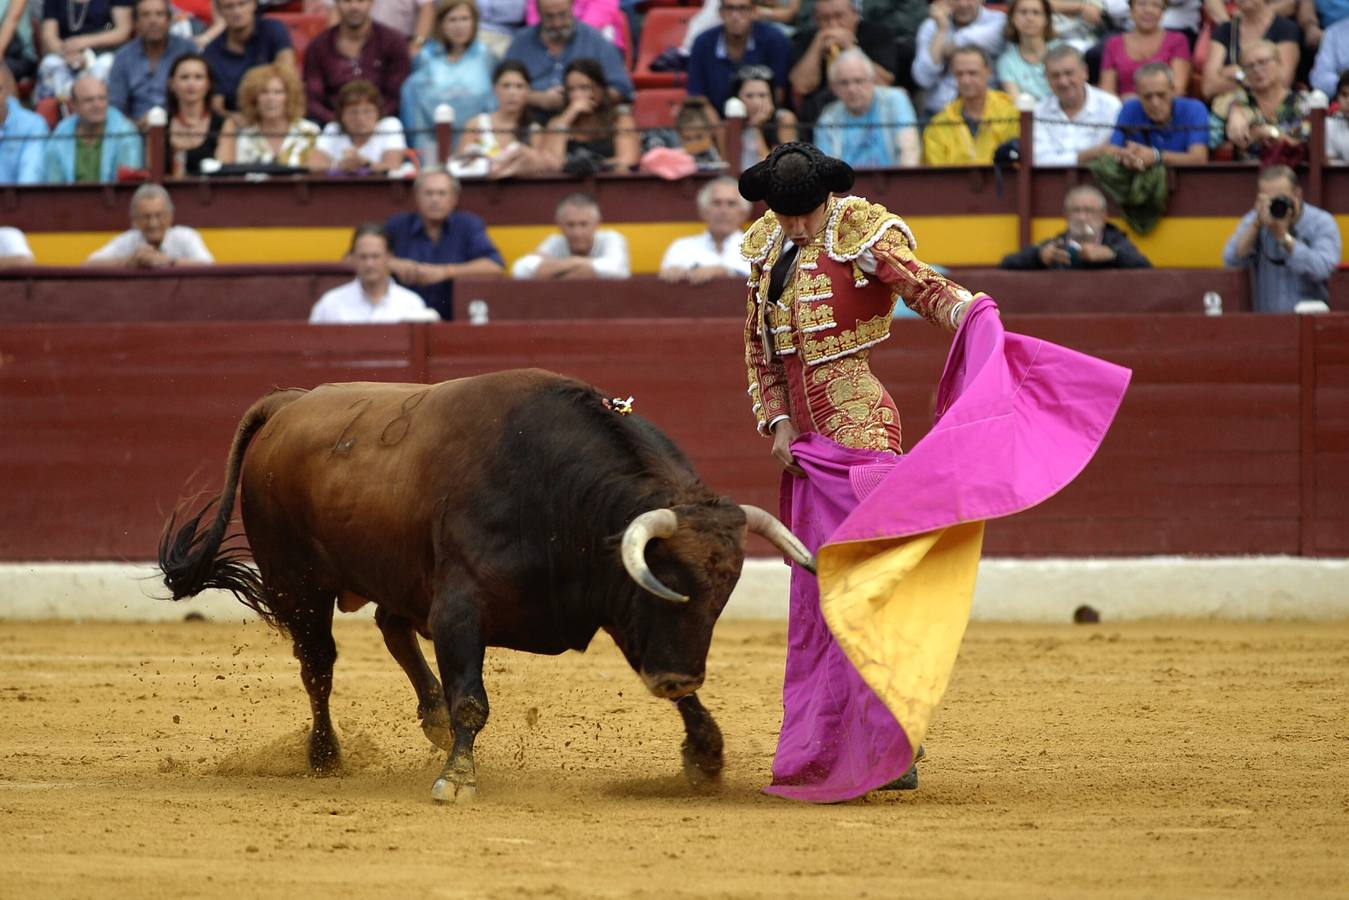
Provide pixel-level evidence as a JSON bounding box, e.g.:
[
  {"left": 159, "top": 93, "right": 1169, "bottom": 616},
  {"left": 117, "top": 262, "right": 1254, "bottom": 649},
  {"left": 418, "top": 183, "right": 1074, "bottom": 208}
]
[{"left": 1269, "top": 196, "right": 1292, "bottom": 219}]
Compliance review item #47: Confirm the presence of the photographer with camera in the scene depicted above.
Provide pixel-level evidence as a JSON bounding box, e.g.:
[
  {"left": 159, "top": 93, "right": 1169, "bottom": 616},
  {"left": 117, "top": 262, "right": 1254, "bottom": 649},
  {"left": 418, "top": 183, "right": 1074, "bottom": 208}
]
[
  {"left": 1000, "top": 184, "right": 1151, "bottom": 270},
  {"left": 1222, "top": 165, "right": 1341, "bottom": 313}
]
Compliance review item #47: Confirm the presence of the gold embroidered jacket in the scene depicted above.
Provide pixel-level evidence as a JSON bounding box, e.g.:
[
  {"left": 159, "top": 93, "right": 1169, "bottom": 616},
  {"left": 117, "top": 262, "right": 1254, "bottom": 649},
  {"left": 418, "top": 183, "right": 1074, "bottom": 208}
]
[{"left": 741, "top": 195, "right": 976, "bottom": 435}]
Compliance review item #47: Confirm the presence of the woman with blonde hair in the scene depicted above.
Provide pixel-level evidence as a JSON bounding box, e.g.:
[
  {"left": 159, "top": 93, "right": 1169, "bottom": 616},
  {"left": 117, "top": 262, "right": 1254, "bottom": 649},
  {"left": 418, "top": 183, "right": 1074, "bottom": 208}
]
[
  {"left": 401, "top": 0, "right": 496, "bottom": 161},
  {"left": 227, "top": 63, "right": 320, "bottom": 167}
]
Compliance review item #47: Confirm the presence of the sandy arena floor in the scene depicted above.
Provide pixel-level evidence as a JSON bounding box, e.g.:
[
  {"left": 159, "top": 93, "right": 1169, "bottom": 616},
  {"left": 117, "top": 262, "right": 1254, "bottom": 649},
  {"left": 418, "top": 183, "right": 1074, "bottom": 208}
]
[{"left": 1, "top": 616, "right": 1346, "bottom": 899}]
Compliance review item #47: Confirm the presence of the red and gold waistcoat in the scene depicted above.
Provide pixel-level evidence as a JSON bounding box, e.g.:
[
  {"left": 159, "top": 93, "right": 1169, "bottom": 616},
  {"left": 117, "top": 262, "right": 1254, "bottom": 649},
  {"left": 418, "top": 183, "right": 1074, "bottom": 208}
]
[{"left": 742, "top": 195, "right": 978, "bottom": 451}]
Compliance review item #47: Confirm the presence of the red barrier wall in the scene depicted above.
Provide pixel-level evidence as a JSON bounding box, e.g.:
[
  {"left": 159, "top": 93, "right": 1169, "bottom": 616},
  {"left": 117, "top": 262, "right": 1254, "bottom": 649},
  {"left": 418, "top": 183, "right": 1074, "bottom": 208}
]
[{"left": 1, "top": 315, "right": 1344, "bottom": 561}]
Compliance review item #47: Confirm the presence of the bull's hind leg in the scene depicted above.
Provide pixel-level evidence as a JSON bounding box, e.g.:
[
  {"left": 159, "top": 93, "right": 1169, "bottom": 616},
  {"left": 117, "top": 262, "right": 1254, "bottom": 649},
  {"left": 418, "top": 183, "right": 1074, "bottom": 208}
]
[
  {"left": 283, "top": 601, "right": 341, "bottom": 774},
  {"left": 374, "top": 607, "right": 451, "bottom": 750},
  {"left": 675, "top": 693, "right": 724, "bottom": 785},
  {"left": 427, "top": 588, "right": 489, "bottom": 803}
]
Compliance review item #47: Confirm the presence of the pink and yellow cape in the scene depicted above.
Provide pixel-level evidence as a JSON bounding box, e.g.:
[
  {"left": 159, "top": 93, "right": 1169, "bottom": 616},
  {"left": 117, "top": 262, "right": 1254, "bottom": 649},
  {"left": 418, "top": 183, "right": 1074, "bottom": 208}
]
[{"left": 766, "top": 296, "right": 1132, "bottom": 802}]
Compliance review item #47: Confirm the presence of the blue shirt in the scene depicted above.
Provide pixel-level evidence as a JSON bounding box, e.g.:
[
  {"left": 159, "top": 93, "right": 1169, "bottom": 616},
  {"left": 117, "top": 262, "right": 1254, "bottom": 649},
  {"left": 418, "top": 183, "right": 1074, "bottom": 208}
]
[
  {"left": 107, "top": 34, "right": 199, "bottom": 122},
  {"left": 1316, "top": 0, "right": 1349, "bottom": 26},
  {"left": 0, "top": 98, "right": 50, "bottom": 185},
  {"left": 815, "top": 86, "right": 916, "bottom": 169},
  {"left": 504, "top": 21, "right": 633, "bottom": 99},
  {"left": 686, "top": 24, "right": 790, "bottom": 114},
  {"left": 43, "top": 0, "right": 131, "bottom": 40},
  {"left": 1222, "top": 202, "right": 1342, "bottom": 313},
  {"left": 384, "top": 210, "right": 504, "bottom": 319},
  {"left": 203, "top": 18, "right": 293, "bottom": 111},
  {"left": 1110, "top": 97, "right": 1208, "bottom": 153}
]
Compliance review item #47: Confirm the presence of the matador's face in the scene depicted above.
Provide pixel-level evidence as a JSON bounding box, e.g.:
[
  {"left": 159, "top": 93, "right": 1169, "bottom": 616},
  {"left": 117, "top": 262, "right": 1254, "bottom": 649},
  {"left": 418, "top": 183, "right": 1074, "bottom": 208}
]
[{"left": 778, "top": 201, "right": 830, "bottom": 248}]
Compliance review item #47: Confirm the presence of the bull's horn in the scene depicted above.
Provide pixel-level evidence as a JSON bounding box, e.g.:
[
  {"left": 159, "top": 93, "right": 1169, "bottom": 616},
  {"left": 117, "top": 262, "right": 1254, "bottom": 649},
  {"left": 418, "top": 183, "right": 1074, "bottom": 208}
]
[
  {"left": 741, "top": 505, "right": 817, "bottom": 574},
  {"left": 621, "top": 508, "right": 688, "bottom": 603}
]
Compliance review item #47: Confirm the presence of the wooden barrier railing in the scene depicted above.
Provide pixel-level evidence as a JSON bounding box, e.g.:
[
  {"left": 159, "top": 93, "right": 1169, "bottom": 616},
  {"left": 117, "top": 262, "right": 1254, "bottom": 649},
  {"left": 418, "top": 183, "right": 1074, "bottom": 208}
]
[{"left": 1, "top": 314, "right": 1345, "bottom": 561}]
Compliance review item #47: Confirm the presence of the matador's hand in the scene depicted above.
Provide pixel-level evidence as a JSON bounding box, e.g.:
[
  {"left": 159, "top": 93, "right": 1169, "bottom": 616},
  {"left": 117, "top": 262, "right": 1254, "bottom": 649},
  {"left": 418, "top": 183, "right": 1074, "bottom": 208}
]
[{"left": 771, "top": 419, "right": 806, "bottom": 477}]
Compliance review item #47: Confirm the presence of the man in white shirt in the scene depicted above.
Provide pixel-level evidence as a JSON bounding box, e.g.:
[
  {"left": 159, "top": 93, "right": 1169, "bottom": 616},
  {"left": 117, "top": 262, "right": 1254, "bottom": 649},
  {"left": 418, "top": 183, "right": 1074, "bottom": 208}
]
[
  {"left": 310, "top": 223, "right": 439, "bottom": 323},
  {"left": 1033, "top": 45, "right": 1121, "bottom": 167},
  {"left": 85, "top": 184, "right": 214, "bottom": 268},
  {"left": 659, "top": 176, "right": 752, "bottom": 284},
  {"left": 0, "top": 226, "right": 34, "bottom": 268},
  {"left": 511, "top": 193, "right": 630, "bottom": 279}
]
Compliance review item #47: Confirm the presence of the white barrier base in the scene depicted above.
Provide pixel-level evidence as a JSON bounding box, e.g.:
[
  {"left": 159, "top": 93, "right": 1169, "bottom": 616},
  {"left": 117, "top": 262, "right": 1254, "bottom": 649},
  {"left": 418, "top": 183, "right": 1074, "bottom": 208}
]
[{"left": 0, "top": 557, "right": 1345, "bottom": 623}]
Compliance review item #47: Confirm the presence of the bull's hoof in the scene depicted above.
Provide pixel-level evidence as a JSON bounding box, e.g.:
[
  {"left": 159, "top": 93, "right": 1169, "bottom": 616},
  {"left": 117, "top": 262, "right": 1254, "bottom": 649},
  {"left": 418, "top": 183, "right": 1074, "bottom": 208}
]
[
  {"left": 681, "top": 743, "right": 724, "bottom": 786},
  {"left": 431, "top": 777, "right": 478, "bottom": 804},
  {"left": 307, "top": 731, "right": 341, "bottom": 776},
  {"left": 419, "top": 704, "right": 453, "bottom": 751}
]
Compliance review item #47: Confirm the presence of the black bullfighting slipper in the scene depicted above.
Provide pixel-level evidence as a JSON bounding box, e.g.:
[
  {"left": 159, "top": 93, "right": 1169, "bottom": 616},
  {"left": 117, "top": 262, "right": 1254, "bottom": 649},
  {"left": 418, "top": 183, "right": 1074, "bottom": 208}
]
[{"left": 876, "top": 744, "right": 926, "bottom": 791}]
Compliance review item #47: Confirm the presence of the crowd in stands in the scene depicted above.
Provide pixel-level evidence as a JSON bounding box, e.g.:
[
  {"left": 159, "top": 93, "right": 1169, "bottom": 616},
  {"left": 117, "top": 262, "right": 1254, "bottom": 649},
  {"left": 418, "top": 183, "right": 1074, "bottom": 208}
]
[
  {"left": 1, "top": 0, "right": 1345, "bottom": 311},
  {"left": 0, "top": 0, "right": 1347, "bottom": 185}
]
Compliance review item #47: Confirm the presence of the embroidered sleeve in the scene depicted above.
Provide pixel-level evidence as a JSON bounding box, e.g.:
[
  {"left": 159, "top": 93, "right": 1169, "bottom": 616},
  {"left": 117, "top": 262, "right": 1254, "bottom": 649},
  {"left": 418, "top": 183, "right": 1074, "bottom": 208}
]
[
  {"left": 743, "top": 270, "right": 790, "bottom": 436},
  {"left": 868, "top": 226, "right": 975, "bottom": 332}
]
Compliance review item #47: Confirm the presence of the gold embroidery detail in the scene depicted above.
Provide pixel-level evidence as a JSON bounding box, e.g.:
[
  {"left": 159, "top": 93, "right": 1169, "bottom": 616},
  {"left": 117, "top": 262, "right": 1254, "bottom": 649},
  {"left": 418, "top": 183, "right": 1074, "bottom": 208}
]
[
  {"left": 827, "top": 198, "right": 914, "bottom": 260},
  {"left": 802, "top": 314, "right": 892, "bottom": 364},
  {"left": 809, "top": 357, "right": 895, "bottom": 451},
  {"left": 796, "top": 270, "right": 833, "bottom": 302},
  {"left": 741, "top": 212, "right": 780, "bottom": 263},
  {"left": 796, "top": 302, "right": 836, "bottom": 332}
]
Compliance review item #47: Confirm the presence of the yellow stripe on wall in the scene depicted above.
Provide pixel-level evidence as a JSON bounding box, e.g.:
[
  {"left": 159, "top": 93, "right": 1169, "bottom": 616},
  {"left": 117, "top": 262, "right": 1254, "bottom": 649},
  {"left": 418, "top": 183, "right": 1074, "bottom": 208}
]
[{"left": 25, "top": 214, "right": 1349, "bottom": 270}]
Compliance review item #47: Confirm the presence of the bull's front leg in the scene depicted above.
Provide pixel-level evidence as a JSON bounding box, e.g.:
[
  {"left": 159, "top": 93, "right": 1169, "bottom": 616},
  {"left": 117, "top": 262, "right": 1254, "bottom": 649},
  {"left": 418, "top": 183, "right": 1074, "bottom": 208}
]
[
  {"left": 428, "top": 592, "right": 489, "bottom": 804},
  {"left": 675, "top": 693, "right": 723, "bottom": 785}
]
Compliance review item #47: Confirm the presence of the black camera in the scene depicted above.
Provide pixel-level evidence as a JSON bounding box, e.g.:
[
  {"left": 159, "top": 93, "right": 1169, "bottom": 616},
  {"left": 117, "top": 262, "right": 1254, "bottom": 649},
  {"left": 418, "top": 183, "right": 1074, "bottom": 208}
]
[{"left": 1268, "top": 195, "right": 1294, "bottom": 219}]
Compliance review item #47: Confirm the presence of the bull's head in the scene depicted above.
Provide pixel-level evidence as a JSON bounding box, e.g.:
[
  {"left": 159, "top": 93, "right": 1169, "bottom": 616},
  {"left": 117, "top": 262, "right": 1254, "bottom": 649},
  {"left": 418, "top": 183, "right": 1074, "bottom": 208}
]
[{"left": 616, "top": 502, "right": 813, "bottom": 700}]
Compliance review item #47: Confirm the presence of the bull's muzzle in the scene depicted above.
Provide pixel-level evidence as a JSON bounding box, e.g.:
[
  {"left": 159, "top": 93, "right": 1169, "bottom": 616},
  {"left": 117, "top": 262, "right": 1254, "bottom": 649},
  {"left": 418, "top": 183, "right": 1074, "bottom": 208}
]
[{"left": 640, "top": 671, "right": 704, "bottom": 700}]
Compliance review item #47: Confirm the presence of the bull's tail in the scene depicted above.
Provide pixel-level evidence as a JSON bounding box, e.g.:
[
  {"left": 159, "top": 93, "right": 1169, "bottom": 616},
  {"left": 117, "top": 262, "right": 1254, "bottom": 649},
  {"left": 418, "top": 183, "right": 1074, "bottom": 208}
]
[{"left": 157, "top": 389, "right": 305, "bottom": 628}]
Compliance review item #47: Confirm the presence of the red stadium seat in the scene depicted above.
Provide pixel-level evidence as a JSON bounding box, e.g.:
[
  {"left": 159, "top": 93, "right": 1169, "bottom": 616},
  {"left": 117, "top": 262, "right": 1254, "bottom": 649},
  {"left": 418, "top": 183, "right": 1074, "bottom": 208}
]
[
  {"left": 269, "top": 12, "right": 330, "bottom": 68},
  {"left": 633, "top": 7, "right": 697, "bottom": 89},
  {"left": 632, "top": 87, "right": 687, "bottom": 130},
  {"left": 35, "top": 97, "right": 63, "bottom": 129}
]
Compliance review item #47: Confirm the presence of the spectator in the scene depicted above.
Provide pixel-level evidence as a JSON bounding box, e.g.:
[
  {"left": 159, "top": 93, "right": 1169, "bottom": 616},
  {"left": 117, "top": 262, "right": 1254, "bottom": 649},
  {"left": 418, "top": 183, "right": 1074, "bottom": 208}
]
[
  {"left": 1201, "top": 0, "right": 1300, "bottom": 99},
  {"left": 1327, "top": 70, "right": 1349, "bottom": 161},
  {"left": 1209, "top": 39, "right": 1310, "bottom": 164},
  {"left": 997, "top": 0, "right": 1058, "bottom": 103},
  {"left": 911, "top": 0, "right": 1007, "bottom": 118},
  {"left": 310, "top": 222, "right": 439, "bottom": 323},
  {"left": 202, "top": 0, "right": 294, "bottom": 113},
  {"left": 675, "top": 96, "right": 725, "bottom": 169},
  {"left": 1222, "top": 164, "right": 1341, "bottom": 312},
  {"left": 1309, "top": 15, "right": 1349, "bottom": 96},
  {"left": 476, "top": 0, "right": 528, "bottom": 56},
  {"left": 384, "top": 166, "right": 504, "bottom": 319},
  {"left": 922, "top": 46, "right": 1019, "bottom": 164},
  {"left": 45, "top": 75, "right": 143, "bottom": 182},
  {"left": 401, "top": 0, "right": 495, "bottom": 162},
  {"left": 1001, "top": 184, "right": 1151, "bottom": 267},
  {"left": 732, "top": 63, "right": 798, "bottom": 170},
  {"left": 1098, "top": 0, "right": 1190, "bottom": 98},
  {"left": 0, "top": 63, "right": 50, "bottom": 184},
  {"left": 687, "top": 0, "right": 791, "bottom": 114},
  {"left": 1, "top": 0, "right": 39, "bottom": 82},
  {"left": 1047, "top": 0, "right": 1103, "bottom": 56},
  {"left": 0, "top": 225, "right": 34, "bottom": 266},
  {"left": 314, "top": 0, "right": 437, "bottom": 53},
  {"left": 85, "top": 183, "right": 213, "bottom": 266},
  {"left": 790, "top": 0, "right": 899, "bottom": 126},
  {"left": 510, "top": 191, "right": 629, "bottom": 279},
  {"left": 658, "top": 175, "right": 752, "bottom": 283},
  {"left": 304, "top": 0, "right": 411, "bottom": 125},
  {"left": 37, "top": 0, "right": 133, "bottom": 100},
  {"left": 107, "top": 0, "right": 196, "bottom": 124},
  {"left": 814, "top": 47, "right": 919, "bottom": 167},
  {"left": 1103, "top": 0, "right": 1200, "bottom": 39},
  {"left": 504, "top": 0, "right": 632, "bottom": 115},
  {"left": 861, "top": 0, "right": 936, "bottom": 91},
  {"left": 524, "top": 0, "right": 627, "bottom": 55},
  {"left": 164, "top": 53, "right": 236, "bottom": 175},
  {"left": 539, "top": 56, "right": 638, "bottom": 173},
  {"left": 309, "top": 79, "right": 409, "bottom": 172},
  {"left": 457, "top": 59, "right": 551, "bottom": 177},
  {"left": 1104, "top": 62, "right": 1209, "bottom": 165},
  {"left": 1033, "top": 44, "right": 1121, "bottom": 165},
  {"left": 227, "top": 62, "right": 320, "bottom": 166}
]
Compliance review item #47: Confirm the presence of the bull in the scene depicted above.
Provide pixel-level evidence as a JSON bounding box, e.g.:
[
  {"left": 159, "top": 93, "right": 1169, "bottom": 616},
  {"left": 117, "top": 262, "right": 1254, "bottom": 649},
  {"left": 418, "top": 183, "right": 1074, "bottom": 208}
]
[{"left": 158, "top": 369, "right": 812, "bottom": 802}]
